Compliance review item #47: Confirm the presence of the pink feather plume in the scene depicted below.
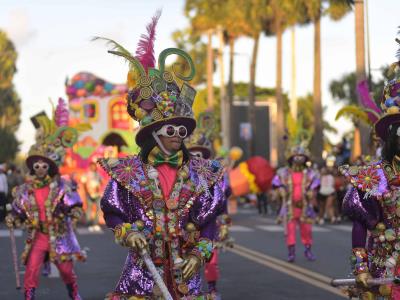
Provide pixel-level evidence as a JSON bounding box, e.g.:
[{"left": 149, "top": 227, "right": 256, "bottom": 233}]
[
  {"left": 357, "top": 80, "right": 382, "bottom": 124},
  {"left": 135, "top": 10, "right": 161, "bottom": 71},
  {"left": 55, "top": 97, "right": 69, "bottom": 126}
]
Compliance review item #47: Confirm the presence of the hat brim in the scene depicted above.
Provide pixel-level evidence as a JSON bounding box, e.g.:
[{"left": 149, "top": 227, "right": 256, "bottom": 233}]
[
  {"left": 188, "top": 146, "right": 212, "bottom": 159},
  {"left": 375, "top": 113, "right": 400, "bottom": 140},
  {"left": 135, "top": 116, "right": 196, "bottom": 147},
  {"left": 26, "top": 155, "right": 59, "bottom": 176}
]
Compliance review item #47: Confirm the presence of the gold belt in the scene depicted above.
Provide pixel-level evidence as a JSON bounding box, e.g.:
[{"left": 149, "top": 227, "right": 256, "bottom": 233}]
[
  {"left": 293, "top": 201, "right": 303, "bottom": 209},
  {"left": 39, "top": 222, "right": 49, "bottom": 234}
]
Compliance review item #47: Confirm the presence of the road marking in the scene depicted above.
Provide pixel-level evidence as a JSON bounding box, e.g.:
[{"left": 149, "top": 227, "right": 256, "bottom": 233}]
[
  {"left": 256, "top": 225, "right": 284, "bottom": 232},
  {"left": 0, "top": 229, "right": 22, "bottom": 237},
  {"left": 229, "top": 244, "right": 347, "bottom": 298},
  {"left": 256, "top": 225, "right": 331, "bottom": 233},
  {"left": 229, "top": 225, "right": 254, "bottom": 232},
  {"left": 253, "top": 217, "right": 276, "bottom": 224},
  {"left": 237, "top": 209, "right": 255, "bottom": 215},
  {"left": 312, "top": 226, "right": 331, "bottom": 232},
  {"left": 76, "top": 227, "right": 104, "bottom": 235},
  {"left": 328, "top": 225, "right": 352, "bottom": 232}
]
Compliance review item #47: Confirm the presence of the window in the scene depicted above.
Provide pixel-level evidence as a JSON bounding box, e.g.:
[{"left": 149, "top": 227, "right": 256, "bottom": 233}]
[
  {"left": 109, "top": 97, "right": 131, "bottom": 130},
  {"left": 81, "top": 99, "right": 99, "bottom": 122}
]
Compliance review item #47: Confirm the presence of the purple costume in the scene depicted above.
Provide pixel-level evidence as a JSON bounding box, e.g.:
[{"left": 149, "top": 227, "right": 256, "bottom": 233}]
[
  {"left": 341, "top": 161, "right": 400, "bottom": 297},
  {"left": 99, "top": 155, "right": 227, "bottom": 299},
  {"left": 10, "top": 178, "right": 83, "bottom": 264}
]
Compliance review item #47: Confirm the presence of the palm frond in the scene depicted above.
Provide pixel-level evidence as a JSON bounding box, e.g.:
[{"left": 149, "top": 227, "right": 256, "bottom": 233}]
[
  {"left": 335, "top": 105, "right": 371, "bottom": 124},
  {"left": 92, "top": 37, "right": 133, "bottom": 58}
]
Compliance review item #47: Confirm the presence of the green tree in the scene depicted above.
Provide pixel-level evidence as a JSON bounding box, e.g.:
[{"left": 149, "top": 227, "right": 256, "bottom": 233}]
[
  {"left": 0, "top": 30, "right": 17, "bottom": 89},
  {"left": 302, "top": 0, "right": 352, "bottom": 164},
  {"left": 171, "top": 28, "right": 209, "bottom": 86},
  {"left": 0, "top": 30, "right": 21, "bottom": 162},
  {"left": 329, "top": 65, "right": 393, "bottom": 107}
]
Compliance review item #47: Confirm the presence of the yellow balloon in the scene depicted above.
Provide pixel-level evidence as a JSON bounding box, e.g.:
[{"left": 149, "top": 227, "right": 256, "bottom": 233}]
[{"left": 229, "top": 146, "right": 243, "bottom": 161}]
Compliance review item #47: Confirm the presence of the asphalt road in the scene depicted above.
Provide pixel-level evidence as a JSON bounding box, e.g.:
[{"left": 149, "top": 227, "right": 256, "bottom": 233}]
[{"left": 0, "top": 207, "right": 352, "bottom": 300}]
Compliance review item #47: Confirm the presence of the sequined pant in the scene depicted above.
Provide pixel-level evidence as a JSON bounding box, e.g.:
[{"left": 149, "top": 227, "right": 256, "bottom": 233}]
[
  {"left": 204, "top": 250, "right": 219, "bottom": 282},
  {"left": 24, "top": 232, "right": 77, "bottom": 289},
  {"left": 286, "top": 219, "right": 312, "bottom": 246}
]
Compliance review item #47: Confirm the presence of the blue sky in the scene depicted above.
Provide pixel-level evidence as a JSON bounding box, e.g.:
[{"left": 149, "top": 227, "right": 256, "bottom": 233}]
[{"left": 0, "top": 0, "right": 399, "bottom": 153}]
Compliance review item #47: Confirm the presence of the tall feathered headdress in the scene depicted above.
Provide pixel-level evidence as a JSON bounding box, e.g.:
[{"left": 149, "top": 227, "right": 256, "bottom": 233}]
[
  {"left": 27, "top": 98, "right": 91, "bottom": 174},
  {"left": 94, "top": 11, "right": 198, "bottom": 147}
]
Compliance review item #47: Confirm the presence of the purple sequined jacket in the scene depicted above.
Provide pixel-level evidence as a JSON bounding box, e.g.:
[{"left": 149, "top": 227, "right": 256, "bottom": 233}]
[
  {"left": 99, "top": 155, "right": 227, "bottom": 298},
  {"left": 341, "top": 162, "right": 399, "bottom": 278},
  {"left": 11, "top": 177, "right": 83, "bottom": 264}
]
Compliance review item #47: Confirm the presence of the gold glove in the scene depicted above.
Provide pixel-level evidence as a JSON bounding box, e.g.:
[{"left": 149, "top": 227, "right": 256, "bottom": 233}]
[
  {"left": 356, "top": 272, "right": 373, "bottom": 288},
  {"left": 182, "top": 255, "right": 201, "bottom": 281},
  {"left": 360, "top": 291, "right": 375, "bottom": 300},
  {"left": 125, "top": 232, "right": 148, "bottom": 251},
  {"left": 219, "top": 225, "right": 229, "bottom": 241},
  {"left": 5, "top": 214, "right": 15, "bottom": 228},
  {"left": 279, "top": 188, "right": 287, "bottom": 198}
]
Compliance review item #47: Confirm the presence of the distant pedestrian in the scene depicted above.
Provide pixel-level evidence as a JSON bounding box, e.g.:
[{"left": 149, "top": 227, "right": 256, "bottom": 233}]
[
  {"left": 317, "top": 167, "right": 336, "bottom": 224},
  {"left": 0, "top": 164, "right": 8, "bottom": 222},
  {"left": 81, "top": 162, "right": 103, "bottom": 231},
  {"left": 257, "top": 192, "right": 268, "bottom": 216},
  {"left": 7, "top": 164, "right": 24, "bottom": 202}
]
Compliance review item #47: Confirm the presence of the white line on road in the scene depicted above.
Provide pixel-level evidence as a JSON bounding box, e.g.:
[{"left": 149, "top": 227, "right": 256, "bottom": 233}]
[
  {"left": 0, "top": 229, "right": 22, "bottom": 237},
  {"left": 256, "top": 225, "right": 331, "bottom": 233},
  {"left": 328, "top": 225, "right": 352, "bottom": 232},
  {"left": 256, "top": 225, "right": 284, "bottom": 232},
  {"left": 76, "top": 227, "right": 104, "bottom": 235},
  {"left": 229, "top": 244, "right": 346, "bottom": 298},
  {"left": 229, "top": 225, "right": 255, "bottom": 232}
]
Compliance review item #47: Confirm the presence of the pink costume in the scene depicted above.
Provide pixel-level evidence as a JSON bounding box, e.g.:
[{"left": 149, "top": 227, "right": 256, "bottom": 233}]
[
  {"left": 272, "top": 164, "right": 319, "bottom": 262},
  {"left": 286, "top": 172, "right": 313, "bottom": 246},
  {"left": 24, "top": 186, "right": 78, "bottom": 290}
]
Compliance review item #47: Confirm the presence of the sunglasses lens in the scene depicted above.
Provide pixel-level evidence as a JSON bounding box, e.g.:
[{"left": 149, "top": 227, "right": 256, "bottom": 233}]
[
  {"left": 178, "top": 126, "right": 187, "bottom": 137},
  {"left": 33, "top": 164, "right": 39, "bottom": 170},
  {"left": 166, "top": 125, "right": 175, "bottom": 137}
]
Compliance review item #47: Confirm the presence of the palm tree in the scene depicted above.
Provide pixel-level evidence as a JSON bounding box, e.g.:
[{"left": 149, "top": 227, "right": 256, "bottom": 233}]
[
  {"left": 273, "top": 2, "right": 285, "bottom": 166},
  {"left": 185, "top": 0, "right": 224, "bottom": 109},
  {"left": 304, "top": 0, "right": 352, "bottom": 164},
  {"left": 354, "top": 0, "right": 370, "bottom": 154},
  {"left": 221, "top": 0, "right": 253, "bottom": 149},
  {"left": 244, "top": 0, "right": 269, "bottom": 157}
]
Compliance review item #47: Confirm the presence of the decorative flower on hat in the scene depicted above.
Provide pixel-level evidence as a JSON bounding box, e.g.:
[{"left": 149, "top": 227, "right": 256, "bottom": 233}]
[{"left": 94, "top": 11, "right": 198, "bottom": 147}]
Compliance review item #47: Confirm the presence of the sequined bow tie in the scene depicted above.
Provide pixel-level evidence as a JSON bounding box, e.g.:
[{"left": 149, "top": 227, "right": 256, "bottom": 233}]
[{"left": 148, "top": 147, "right": 183, "bottom": 168}]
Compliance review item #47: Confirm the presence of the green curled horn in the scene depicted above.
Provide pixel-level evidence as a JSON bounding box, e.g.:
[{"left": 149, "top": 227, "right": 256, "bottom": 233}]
[
  {"left": 48, "top": 127, "right": 78, "bottom": 148},
  {"left": 158, "top": 48, "right": 195, "bottom": 81},
  {"left": 108, "top": 50, "right": 146, "bottom": 78}
]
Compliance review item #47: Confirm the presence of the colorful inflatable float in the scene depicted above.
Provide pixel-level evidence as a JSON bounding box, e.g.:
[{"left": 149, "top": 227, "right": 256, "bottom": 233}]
[{"left": 62, "top": 71, "right": 139, "bottom": 174}]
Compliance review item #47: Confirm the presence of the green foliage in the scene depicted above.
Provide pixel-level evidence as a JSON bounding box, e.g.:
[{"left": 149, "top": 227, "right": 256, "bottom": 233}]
[
  {"left": 0, "top": 128, "right": 20, "bottom": 162},
  {"left": 171, "top": 28, "right": 210, "bottom": 86},
  {"left": 232, "top": 82, "right": 277, "bottom": 98},
  {"left": 0, "top": 30, "right": 21, "bottom": 161},
  {"left": 287, "top": 94, "right": 337, "bottom": 145},
  {"left": 329, "top": 65, "right": 395, "bottom": 107},
  {"left": 0, "top": 86, "right": 21, "bottom": 131},
  {"left": 0, "top": 30, "right": 17, "bottom": 89}
]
